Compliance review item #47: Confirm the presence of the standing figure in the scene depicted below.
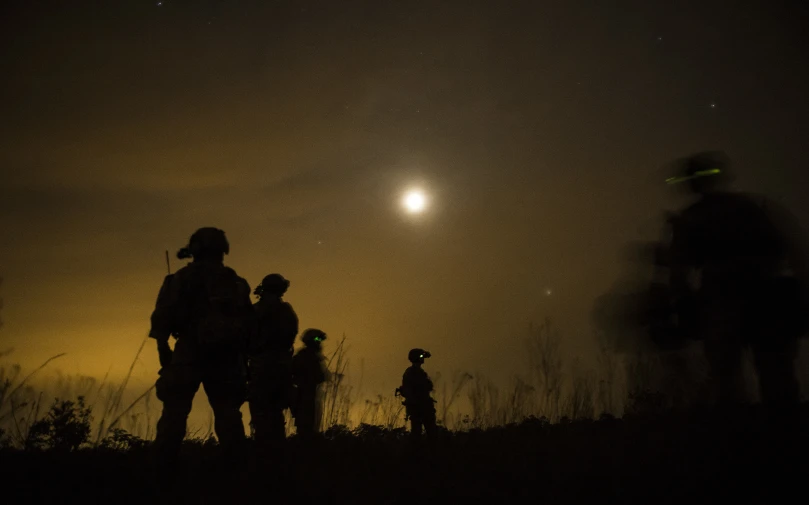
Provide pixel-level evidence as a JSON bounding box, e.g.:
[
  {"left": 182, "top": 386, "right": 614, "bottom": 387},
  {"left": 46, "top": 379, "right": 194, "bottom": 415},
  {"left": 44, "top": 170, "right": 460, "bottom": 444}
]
[
  {"left": 248, "top": 273, "right": 299, "bottom": 443},
  {"left": 398, "top": 348, "right": 437, "bottom": 439},
  {"left": 149, "top": 227, "right": 254, "bottom": 467},
  {"left": 291, "top": 329, "right": 329, "bottom": 437},
  {"left": 666, "top": 152, "right": 807, "bottom": 415}
]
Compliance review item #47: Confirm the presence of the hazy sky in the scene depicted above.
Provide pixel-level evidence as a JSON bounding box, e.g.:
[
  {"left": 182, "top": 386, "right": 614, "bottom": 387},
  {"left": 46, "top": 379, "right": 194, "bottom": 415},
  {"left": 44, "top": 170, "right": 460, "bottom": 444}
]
[{"left": 1, "top": 0, "right": 808, "bottom": 393}]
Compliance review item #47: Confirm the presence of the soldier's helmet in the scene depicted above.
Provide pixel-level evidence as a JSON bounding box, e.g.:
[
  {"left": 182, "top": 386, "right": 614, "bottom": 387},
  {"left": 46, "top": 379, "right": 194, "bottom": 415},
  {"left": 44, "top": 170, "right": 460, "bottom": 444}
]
[
  {"left": 666, "top": 151, "right": 733, "bottom": 193},
  {"left": 254, "top": 273, "right": 290, "bottom": 298},
  {"left": 408, "top": 348, "right": 431, "bottom": 363},
  {"left": 301, "top": 328, "right": 327, "bottom": 346},
  {"left": 177, "top": 227, "right": 230, "bottom": 259}
]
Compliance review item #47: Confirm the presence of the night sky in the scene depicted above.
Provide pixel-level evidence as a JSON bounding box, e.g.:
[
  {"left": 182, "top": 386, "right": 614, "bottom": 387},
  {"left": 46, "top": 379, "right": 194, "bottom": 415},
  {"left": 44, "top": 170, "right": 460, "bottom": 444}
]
[{"left": 1, "top": 0, "right": 808, "bottom": 392}]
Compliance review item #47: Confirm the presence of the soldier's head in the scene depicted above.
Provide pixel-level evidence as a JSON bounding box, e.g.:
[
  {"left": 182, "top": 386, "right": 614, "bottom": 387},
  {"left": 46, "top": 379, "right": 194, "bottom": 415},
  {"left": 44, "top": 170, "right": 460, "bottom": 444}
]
[
  {"left": 666, "top": 151, "right": 733, "bottom": 195},
  {"left": 408, "top": 348, "right": 431, "bottom": 365},
  {"left": 254, "top": 273, "right": 290, "bottom": 299},
  {"left": 177, "top": 227, "right": 230, "bottom": 262},
  {"left": 301, "top": 328, "right": 327, "bottom": 349}
]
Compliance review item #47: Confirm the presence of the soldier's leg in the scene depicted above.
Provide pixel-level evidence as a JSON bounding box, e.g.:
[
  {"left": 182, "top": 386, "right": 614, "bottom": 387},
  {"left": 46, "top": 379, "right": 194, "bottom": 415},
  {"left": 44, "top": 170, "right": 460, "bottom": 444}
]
[
  {"left": 410, "top": 415, "right": 423, "bottom": 438},
  {"left": 295, "top": 392, "right": 315, "bottom": 436},
  {"left": 270, "top": 359, "right": 294, "bottom": 440},
  {"left": 154, "top": 365, "right": 201, "bottom": 464},
  {"left": 267, "top": 404, "right": 287, "bottom": 440},
  {"left": 249, "top": 361, "right": 290, "bottom": 443},
  {"left": 423, "top": 406, "right": 437, "bottom": 438},
  {"left": 248, "top": 368, "right": 275, "bottom": 443},
  {"left": 203, "top": 369, "right": 247, "bottom": 453},
  {"left": 259, "top": 383, "right": 287, "bottom": 441},
  {"left": 313, "top": 386, "right": 324, "bottom": 433},
  {"left": 700, "top": 299, "right": 746, "bottom": 407},
  {"left": 248, "top": 396, "right": 271, "bottom": 443},
  {"left": 704, "top": 338, "right": 745, "bottom": 407}
]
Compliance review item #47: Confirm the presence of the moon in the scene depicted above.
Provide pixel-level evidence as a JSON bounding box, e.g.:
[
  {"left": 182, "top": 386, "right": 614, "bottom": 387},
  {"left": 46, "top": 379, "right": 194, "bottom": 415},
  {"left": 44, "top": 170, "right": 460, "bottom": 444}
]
[{"left": 402, "top": 189, "right": 427, "bottom": 214}]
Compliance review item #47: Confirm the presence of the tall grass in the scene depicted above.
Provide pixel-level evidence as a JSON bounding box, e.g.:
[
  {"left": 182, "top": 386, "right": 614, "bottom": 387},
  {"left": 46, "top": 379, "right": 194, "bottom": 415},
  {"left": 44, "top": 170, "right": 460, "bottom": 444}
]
[
  {"left": 526, "top": 319, "right": 564, "bottom": 420},
  {"left": 313, "top": 319, "right": 634, "bottom": 432},
  {"left": 6, "top": 318, "right": 794, "bottom": 445},
  {"left": 321, "top": 334, "right": 353, "bottom": 429},
  {"left": 0, "top": 353, "right": 66, "bottom": 446},
  {"left": 0, "top": 341, "right": 157, "bottom": 448},
  {"left": 435, "top": 370, "right": 473, "bottom": 428}
]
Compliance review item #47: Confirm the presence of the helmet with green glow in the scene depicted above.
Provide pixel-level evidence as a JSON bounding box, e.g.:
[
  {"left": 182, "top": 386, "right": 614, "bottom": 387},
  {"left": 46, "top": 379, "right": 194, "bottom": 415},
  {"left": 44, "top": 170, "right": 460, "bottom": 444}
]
[
  {"left": 301, "top": 328, "right": 327, "bottom": 346},
  {"left": 408, "top": 348, "right": 431, "bottom": 363}
]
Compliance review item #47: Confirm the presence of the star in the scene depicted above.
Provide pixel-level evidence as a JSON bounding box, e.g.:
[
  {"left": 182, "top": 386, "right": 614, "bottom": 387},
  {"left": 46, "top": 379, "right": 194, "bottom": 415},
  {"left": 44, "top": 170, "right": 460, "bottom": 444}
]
[
  {"left": 156, "top": 1, "right": 163, "bottom": 6},
  {"left": 709, "top": 102, "right": 717, "bottom": 109}
]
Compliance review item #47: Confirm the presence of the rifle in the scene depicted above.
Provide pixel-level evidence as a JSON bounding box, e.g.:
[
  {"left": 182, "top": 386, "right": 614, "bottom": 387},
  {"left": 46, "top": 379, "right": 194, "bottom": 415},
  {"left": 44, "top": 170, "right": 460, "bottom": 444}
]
[
  {"left": 395, "top": 387, "right": 410, "bottom": 421},
  {"left": 157, "top": 250, "right": 174, "bottom": 369}
]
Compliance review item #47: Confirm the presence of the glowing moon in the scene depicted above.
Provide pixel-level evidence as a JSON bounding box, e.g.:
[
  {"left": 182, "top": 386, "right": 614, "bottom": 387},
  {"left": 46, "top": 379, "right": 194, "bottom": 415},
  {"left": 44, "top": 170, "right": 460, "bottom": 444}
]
[{"left": 403, "top": 190, "right": 427, "bottom": 213}]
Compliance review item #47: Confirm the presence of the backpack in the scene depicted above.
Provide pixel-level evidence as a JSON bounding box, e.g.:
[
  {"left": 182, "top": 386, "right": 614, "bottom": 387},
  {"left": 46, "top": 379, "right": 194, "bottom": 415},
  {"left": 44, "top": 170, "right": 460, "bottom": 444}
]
[
  {"left": 254, "top": 300, "right": 299, "bottom": 353},
  {"left": 191, "top": 266, "right": 251, "bottom": 352}
]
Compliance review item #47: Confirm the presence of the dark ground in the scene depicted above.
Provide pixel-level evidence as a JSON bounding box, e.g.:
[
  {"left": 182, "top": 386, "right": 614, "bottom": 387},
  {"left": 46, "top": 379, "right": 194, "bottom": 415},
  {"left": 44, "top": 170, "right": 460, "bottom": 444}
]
[{"left": 2, "top": 405, "right": 808, "bottom": 505}]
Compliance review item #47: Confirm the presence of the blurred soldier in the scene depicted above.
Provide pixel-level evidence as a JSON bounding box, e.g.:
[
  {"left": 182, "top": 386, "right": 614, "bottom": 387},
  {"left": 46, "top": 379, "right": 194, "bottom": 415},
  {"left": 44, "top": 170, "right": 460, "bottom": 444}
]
[
  {"left": 149, "top": 227, "right": 254, "bottom": 467},
  {"left": 291, "top": 329, "right": 329, "bottom": 437},
  {"left": 666, "top": 152, "right": 808, "bottom": 415},
  {"left": 397, "top": 348, "right": 437, "bottom": 439},
  {"left": 248, "top": 273, "right": 299, "bottom": 443}
]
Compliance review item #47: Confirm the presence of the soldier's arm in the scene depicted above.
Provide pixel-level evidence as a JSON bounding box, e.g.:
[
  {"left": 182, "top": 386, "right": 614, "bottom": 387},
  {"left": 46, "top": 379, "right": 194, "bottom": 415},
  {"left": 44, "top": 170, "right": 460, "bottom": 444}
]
[
  {"left": 277, "top": 303, "right": 299, "bottom": 347},
  {"left": 149, "top": 273, "right": 179, "bottom": 342},
  {"left": 149, "top": 273, "right": 180, "bottom": 368},
  {"left": 290, "top": 305, "right": 300, "bottom": 338},
  {"left": 400, "top": 369, "right": 414, "bottom": 396},
  {"left": 238, "top": 278, "right": 258, "bottom": 353},
  {"left": 319, "top": 362, "right": 331, "bottom": 384},
  {"left": 291, "top": 354, "right": 303, "bottom": 382},
  {"left": 248, "top": 301, "right": 263, "bottom": 355},
  {"left": 417, "top": 370, "right": 433, "bottom": 393}
]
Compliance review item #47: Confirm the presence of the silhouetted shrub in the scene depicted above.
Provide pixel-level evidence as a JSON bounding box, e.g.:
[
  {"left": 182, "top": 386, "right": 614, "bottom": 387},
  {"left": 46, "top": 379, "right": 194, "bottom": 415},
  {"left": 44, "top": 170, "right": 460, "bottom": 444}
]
[
  {"left": 26, "top": 396, "right": 92, "bottom": 451},
  {"left": 625, "top": 389, "right": 668, "bottom": 418},
  {"left": 350, "top": 423, "right": 409, "bottom": 441},
  {"left": 323, "top": 423, "right": 352, "bottom": 440},
  {"left": 99, "top": 427, "right": 147, "bottom": 451},
  {"left": 521, "top": 415, "right": 551, "bottom": 429},
  {"left": 352, "top": 422, "right": 386, "bottom": 439},
  {"left": 185, "top": 433, "right": 218, "bottom": 449}
]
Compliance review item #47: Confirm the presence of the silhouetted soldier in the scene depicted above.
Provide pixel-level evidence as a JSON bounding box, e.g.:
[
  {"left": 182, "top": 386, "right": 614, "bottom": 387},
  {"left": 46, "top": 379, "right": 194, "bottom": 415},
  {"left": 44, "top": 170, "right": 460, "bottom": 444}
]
[
  {"left": 291, "top": 329, "right": 328, "bottom": 437},
  {"left": 397, "top": 349, "right": 437, "bottom": 439},
  {"left": 666, "top": 152, "right": 808, "bottom": 417},
  {"left": 248, "top": 273, "right": 299, "bottom": 443},
  {"left": 149, "top": 227, "right": 254, "bottom": 469}
]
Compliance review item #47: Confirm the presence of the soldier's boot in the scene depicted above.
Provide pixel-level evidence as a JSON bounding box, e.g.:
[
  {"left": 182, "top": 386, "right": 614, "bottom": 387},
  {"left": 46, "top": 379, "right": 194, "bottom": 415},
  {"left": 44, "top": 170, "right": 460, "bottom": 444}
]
[
  {"left": 213, "top": 406, "right": 246, "bottom": 461},
  {"left": 423, "top": 411, "right": 438, "bottom": 439},
  {"left": 267, "top": 407, "right": 287, "bottom": 441},
  {"left": 152, "top": 401, "right": 192, "bottom": 494},
  {"left": 249, "top": 405, "right": 271, "bottom": 444}
]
